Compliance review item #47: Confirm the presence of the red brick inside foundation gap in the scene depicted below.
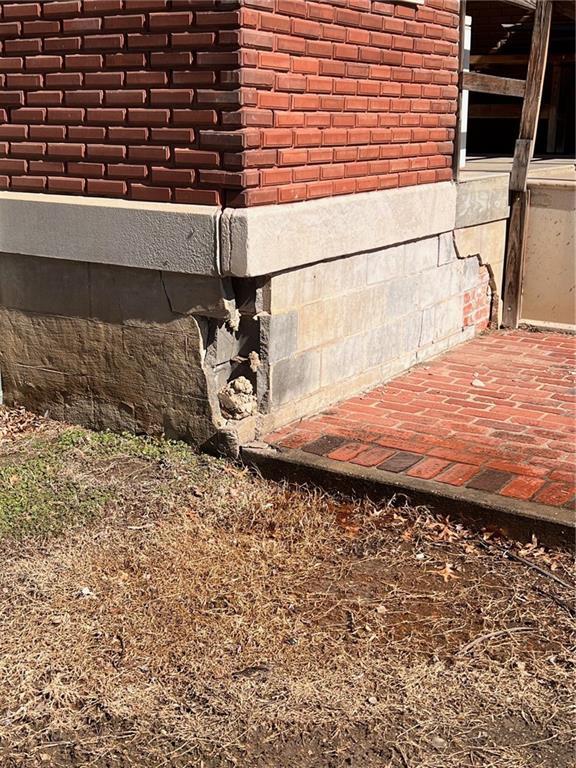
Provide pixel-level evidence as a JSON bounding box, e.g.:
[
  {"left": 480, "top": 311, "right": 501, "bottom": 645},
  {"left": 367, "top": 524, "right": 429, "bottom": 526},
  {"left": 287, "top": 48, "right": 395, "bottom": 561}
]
[{"left": 0, "top": 0, "right": 458, "bottom": 206}]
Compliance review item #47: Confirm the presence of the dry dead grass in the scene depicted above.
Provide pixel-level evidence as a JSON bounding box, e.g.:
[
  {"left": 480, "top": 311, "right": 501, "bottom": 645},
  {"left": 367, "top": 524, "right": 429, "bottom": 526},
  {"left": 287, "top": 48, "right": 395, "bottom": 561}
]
[{"left": 0, "top": 406, "right": 574, "bottom": 767}]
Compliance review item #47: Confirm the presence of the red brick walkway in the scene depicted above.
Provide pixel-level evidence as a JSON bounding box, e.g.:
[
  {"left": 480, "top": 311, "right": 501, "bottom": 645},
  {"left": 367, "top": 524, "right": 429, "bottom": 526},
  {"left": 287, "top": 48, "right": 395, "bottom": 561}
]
[{"left": 266, "top": 331, "right": 576, "bottom": 511}]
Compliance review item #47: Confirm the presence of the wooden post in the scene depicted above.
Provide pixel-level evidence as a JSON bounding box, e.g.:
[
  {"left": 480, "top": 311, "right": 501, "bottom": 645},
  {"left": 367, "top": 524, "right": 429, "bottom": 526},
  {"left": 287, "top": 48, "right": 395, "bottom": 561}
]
[{"left": 502, "top": 0, "right": 553, "bottom": 329}]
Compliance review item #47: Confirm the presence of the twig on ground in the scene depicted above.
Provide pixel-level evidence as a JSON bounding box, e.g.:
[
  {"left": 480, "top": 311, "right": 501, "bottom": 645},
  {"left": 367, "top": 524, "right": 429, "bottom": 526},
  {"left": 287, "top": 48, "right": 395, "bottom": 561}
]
[
  {"left": 456, "top": 627, "right": 532, "bottom": 656},
  {"left": 478, "top": 540, "right": 574, "bottom": 591},
  {"left": 392, "top": 743, "right": 411, "bottom": 768},
  {"left": 531, "top": 586, "right": 576, "bottom": 617}
]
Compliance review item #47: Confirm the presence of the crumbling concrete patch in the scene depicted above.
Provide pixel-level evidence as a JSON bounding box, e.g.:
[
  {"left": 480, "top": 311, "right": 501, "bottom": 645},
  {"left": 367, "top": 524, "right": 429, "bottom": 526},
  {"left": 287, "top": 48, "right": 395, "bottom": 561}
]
[{"left": 218, "top": 376, "right": 257, "bottom": 421}]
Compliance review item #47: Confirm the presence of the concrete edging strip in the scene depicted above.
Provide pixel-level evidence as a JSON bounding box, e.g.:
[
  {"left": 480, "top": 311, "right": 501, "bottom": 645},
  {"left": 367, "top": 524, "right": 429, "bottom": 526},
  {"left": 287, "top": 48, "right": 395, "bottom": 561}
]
[
  {"left": 0, "top": 190, "right": 220, "bottom": 275},
  {"left": 241, "top": 444, "right": 575, "bottom": 548}
]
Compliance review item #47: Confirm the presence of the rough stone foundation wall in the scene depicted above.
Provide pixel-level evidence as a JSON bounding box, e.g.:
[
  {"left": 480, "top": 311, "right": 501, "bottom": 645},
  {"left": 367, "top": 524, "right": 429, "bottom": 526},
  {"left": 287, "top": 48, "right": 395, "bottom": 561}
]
[
  {"left": 0, "top": 252, "right": 258, "bottom": 446},
  {"left": 258, "top": 232, "right": 491, "bottom": 430}
]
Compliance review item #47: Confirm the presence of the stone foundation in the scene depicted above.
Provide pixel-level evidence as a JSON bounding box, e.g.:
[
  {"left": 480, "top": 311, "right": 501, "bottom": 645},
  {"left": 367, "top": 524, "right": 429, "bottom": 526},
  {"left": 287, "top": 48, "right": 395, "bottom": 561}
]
[
  {"left": 0, "top": 179, "right": 509, "bottom": 449},
  {"left": 257, "top": 232, "right": 493, "bottom": 432},
  {"left": 0, "top": 253, "right": 250, "bottom": 447}
]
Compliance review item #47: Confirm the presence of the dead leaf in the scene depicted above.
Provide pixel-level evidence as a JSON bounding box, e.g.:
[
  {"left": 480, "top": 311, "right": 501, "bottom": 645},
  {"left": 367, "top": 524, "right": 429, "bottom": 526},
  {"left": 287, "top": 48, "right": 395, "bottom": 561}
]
[{"left": 434, "top": 563, "right": 460, "bottom": 583}]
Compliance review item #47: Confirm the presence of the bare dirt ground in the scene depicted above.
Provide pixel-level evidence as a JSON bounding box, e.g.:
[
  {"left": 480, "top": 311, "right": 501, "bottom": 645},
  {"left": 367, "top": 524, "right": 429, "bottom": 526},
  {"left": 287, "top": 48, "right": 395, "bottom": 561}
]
[{"left": 0, "top": 406, "right": 574, "bottom": 768}]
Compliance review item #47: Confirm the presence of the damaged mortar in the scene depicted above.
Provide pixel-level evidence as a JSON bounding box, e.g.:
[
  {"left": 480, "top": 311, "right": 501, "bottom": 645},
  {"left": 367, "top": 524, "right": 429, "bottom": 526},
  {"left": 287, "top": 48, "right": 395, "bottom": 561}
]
[
  {"left": 452, "top": 232, "right": 499, "bottom": 330},
  {"left": 201, "top": 277, "right": 270, "bottom": 456}
]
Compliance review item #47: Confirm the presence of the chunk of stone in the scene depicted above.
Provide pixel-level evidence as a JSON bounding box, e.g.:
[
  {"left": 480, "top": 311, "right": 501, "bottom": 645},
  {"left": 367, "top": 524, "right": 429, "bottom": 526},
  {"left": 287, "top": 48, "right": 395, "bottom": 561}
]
[{"left": 218, "top": 377, "right": 256, "bottom": 420}]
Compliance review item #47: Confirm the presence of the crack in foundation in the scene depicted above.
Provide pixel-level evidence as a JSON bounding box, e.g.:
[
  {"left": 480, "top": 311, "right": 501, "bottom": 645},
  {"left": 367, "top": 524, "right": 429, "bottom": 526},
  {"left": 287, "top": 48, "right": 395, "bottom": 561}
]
[{"left": 452, "top": 231, "right": 499, "bottom": 328}]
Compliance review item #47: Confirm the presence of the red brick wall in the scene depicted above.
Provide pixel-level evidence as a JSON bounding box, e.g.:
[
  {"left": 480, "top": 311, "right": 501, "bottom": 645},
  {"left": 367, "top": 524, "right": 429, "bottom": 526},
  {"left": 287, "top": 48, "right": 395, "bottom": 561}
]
[
  {"left": 228, "top": 0, "right": 459, "bottom": 206},
  {"left": 0, "top": 0, "right": 242, "bottom": 205},
  {"left": 0, "top": 0, "right": 458, "bottom": 208}
]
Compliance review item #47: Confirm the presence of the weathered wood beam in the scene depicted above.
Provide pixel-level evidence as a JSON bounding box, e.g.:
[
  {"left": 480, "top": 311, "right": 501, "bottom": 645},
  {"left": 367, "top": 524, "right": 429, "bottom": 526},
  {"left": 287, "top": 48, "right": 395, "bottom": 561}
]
[
  {"left": 556, "top": 1, "right": 576, "bottom": 20},
  {"left": 462, "top": 71, "right": 526, "bottom": 98},
  {"left": 502, "top": 191, "right": 531, "bottom": 329},
  {"left": 510, "top": 0, "right": 553, "bottom": 194},
  {"left": 470, "top": 52, "right": 575, "bottom": 65},
  {"left": 502, "top": 0, "right": 553, "bottom": 329}
]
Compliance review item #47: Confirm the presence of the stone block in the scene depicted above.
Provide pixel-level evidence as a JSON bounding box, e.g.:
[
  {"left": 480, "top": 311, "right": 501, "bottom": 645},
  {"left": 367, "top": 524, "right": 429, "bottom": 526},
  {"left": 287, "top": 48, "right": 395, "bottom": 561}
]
[
  {"left": 297, "top": 283, "right": 389, "bottom": 352},
  {"left": 0, "top": 190, "right": 219, "bottom": 275},
  {"left": 419, "top": 262, "right": 462, "bottom": 308},
  {"left": 405, "top": 236, "right": 439, "bottom": 274},
  {"left": 270, "top": 349, "right": 321, "bottom": 406},
  {"left": 297, "top": 296, "right": 341, "bottom": 351},
  {"left": 416, "top": 324, "right": 474, "bottom": 364},
  {"left": 268, "top": 269, "right": 302, "bottom": 314},
  {"left": 397, "top": 312, "right": 424, "bottom": 356},
  {"left": 366, "top": 244, "right": 406, "bottom": 285},
  {"left": 212, "top": 324, "right": 239, "bottom": 367},
  {"left": 455, "top": 176, "right": 509, "bottom": 229},
  {"left": 461, "top": 256, "right": 481, "bottom": 292},
  {"left": 320, "top": 333, "right": 368, "bottom": 388},
  {"left": 0, "top": 251, "right": 90, "bottom": 317},
  {"left": 222, "top": 181, "right": 457, "bottom": 277},
  {"left": 384, "top": 274, "right": 422, "bottom": 317},
  {"left": 420, "top": 295, "right": 463, "bottom": 346},
  {"left": 261, "top": 310, "right": 298, "bottom": 364},
  {"left": 161, "top": 273, "right": 236, "bottom": 319},
  {"left": 300, "top": 252, "right": 368, "bottom": 306},
  {"left": 437, "top": 232, "right": 456, "bottom": 265},
  {"left": 270, "top": 251, "right": 368, "bottom": 313},
  {"left": 365, "top": 322, "right": 401, "bottom": 369},
  {"left": 88, "top": 261, "right": 174, "bottom": 325}
]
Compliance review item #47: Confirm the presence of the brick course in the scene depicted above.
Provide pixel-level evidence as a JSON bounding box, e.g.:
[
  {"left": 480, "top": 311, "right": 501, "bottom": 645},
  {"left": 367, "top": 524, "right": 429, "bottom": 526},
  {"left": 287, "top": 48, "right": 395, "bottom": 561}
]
[
  {"left": 0, "top": 0, "right": 458, "bottom": 206},
  {"left": 463, "top": 262, "right": 492, "bottom": 333},
  {"left": 0, "top": 0, "right": 242, "bottom": 205},
  {"left": 229, "top": 0, "right": 459, "bottom": 206}
]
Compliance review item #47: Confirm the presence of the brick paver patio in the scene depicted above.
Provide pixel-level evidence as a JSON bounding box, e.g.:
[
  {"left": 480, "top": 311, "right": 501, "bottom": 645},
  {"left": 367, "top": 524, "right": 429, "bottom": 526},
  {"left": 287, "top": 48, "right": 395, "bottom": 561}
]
[{"left": 266, "top": 330, "right": 576, "bottom": 513}]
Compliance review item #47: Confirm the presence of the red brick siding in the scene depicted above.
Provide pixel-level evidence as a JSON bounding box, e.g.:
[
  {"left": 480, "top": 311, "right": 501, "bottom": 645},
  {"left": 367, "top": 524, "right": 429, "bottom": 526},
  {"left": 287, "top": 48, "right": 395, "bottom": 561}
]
[
  {"left": 227, "top": 0, "right": 459, "bottom": 206},
  {"left": 0, "top": 0, "right": 459, "bottom": 207},
  {"left": 0, "top": 0, "right": 243, "bottom": 205}
]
